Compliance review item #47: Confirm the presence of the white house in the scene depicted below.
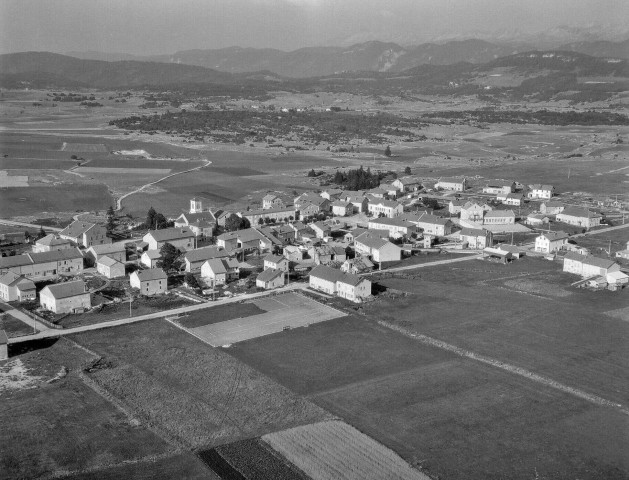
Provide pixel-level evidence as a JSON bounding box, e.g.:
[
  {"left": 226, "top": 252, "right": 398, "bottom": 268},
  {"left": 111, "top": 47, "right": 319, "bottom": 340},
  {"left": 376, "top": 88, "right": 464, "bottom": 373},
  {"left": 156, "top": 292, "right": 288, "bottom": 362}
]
[
  {"left": 243, "top": 206, "right": 298, "bottom": 225},
  {"left": 311, "top": 222, "right": 331, "bottom": 239},
  {"left": 86, "top": 242, "right": 127, "bottom": 264},
  {"left": 39, "top": 280, "right": 91, "bottom": 314},
  {"left": 264, "top": 254, "right": 289, "bottom": 272},
  {"left": 320, "top": 189, "right": 343, "bottom": 200},
  {"left": 32, "top": 234, "right": 73, "bottom": 253},
  {"left": 448, "top": 200, "right": 465, "bottom": 215},
  {"left": 340, "top": 256, "right": 374, "bottom": 275},
  {"left": 527, "top": 184, "right": 555, "bottom": 200},
  {"left": 460, "top": 202, "right": 492, "bottom": 222},
  {"left": 534, "top": 231, "right": 569, "bottom": 253},
  {"left": 201, "top": 258, "right": 240, "bottom": 285},
  {"left": 392, "top": 176, "right": 422, "bottom": 192},
  {"left": 367, "top": 199, "right": 403, "bottom": 218},
  {"left": 0, "top": 272, "right": 36, "bottom": 302},
  {"left": 130, "top": 268, "right": 167, "bottom": 295},
  {"left": 256, "top": 268, "right": 285, "bottom": 290},
  {"left": 216, "top": 228, "right": 276, "bottom": 252},
  {"left": 96, "top": 256, "right": 125, "bottom": 279},
  {"left": 331, "top": 201, "right": 354, "bottom": 217},
  {"left": 140, "top": 250, "right": 161, "bottom": 269},
  {"left": 497, "top": 193, "right": 524, "bottom": 206},
  {"left": 435, "top": 177, "right": 467, "bottom": 191},
  {"left": 183, "top": 246, "right": 230, "bottom": 272},
  {"left": 262, "top": 193, "right": 293, "bottom": 210},
  {"left": 563, "top": 252, "right": 620, "bottom": 278},
  {"left": 174, "top": 212, "right": 216, "bottom": 237},
  {"left": 556, "top": 207, "right": 602, "bottom": 229},
  {"left": 483, "top": 183, "right": 515, "bottom": 195},
  {"left": 308, "top": 265, "right": 371, "bottom": 303},
  {"left": 0, "top": 249, "right": 84, "bottom": 280},
  {"left": 354, "top": 234, "right": 402, "bottom": 263},
  {"left": 367, "top": 218, "right": 415, "bottom": 239},
  {"left": 459, "top": 228, "right": 493, "bottom": 249},
  {"left": 540, "top": 201, "right": 565, "bottom": 215},
  {"left": 483, "top": 210, "right": 516, "bottom": 225},
  {"left": 412, "top": 214, "right": 453, "bottom": 236},
  {"left": 525, "top": 213, "right": 549, "bottom": 226},
  {"left": 143, "top": 227, "right": 195, "bottom": 251},
  {"left": 59, "top": 221, "right": 111, "bottom": 248}
]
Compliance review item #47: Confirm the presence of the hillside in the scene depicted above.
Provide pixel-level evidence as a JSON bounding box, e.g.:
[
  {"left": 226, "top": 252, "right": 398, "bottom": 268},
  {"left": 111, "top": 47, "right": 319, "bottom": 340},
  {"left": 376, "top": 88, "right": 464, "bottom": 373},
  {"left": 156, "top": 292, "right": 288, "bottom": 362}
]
[{"left": 558, "top": 39, "right": 629, "bottom": 60}]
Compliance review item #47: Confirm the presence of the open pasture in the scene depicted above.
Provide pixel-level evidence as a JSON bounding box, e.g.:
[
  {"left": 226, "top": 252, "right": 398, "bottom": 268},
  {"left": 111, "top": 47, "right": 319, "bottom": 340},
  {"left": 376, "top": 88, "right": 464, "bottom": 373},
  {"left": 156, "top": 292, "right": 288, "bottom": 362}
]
[
  {"left": 185, "top": 292, "right": 346, "bottom": 346},
  {"left": 62, "top": 142, "right": 108, "bottom": 152}
]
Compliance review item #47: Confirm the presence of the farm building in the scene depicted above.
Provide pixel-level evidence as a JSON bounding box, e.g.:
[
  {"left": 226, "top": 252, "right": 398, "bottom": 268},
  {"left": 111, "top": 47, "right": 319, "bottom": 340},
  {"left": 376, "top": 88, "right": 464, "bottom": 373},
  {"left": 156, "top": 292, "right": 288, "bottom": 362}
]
[
  {"left": 459, "top": 228, "right": 493, "bottom": 249},
  {"left": 435, "top": 177, "right": 467, "bottom": 191},
  {"left": 96, "top": 256, "right": 125, "bottom": 279},
  {"left": 540, "top": 201, "right": 565, "bottom": 215},
  {"left": 40, "top": 280, "right": 91, "bottom": 314},
  {"left": 0, "top": 272, "right": 36, "bottom": 302},
  {"left": 174, "top": 212, "right": 216, "bottom": 237},
  {"left": 130, "top": 269, "right": 167, "bottom": 296},
  {"left": 140, "top": 250, "right": 161, "bottom": 268},
  {"left": 527, "top": 184, "right": 555, "bottom": 200},
  {"left": 256, "top": 268, "right": 285, "bottom": 290},
  {"left": 308, "top": 265, "right": 371, "bottom": 303},
  {"left": 143, "top": 227, "right": 195, "bottom": 252},
  {"left": 32, "top": 234, "right": 73, "bottom": 253},
  {"left": 86, "top": 242, "right": 127, "bottom": 264},
  {"left": 535, "top": 231, "right": 569, "bottom": 253},
  {"left": 563, "top": 252, "right": 620, "bottom": 278},
  {"left": 0, "top": 248, "right": 84, "bottom": 280},
  {"left": 368, "top": 217, "right": 415, "bottom": 239},
  {"left": 367, "top": 199, "right": 404, "bottom": 218},
  {"left": 483, "top": 210, "right": 516, "bottom": 225},
  {"left": 392, "top": 176, "right": 422, "bottom": 192},
  {"left": 264, "top": 254, "right": 289, "bottom": 272},
  {"left": 606, "top": 271, "right": 629, "bottom": 287},
  {"left": 497, "top": 193, "right": 524, "bottom": 206},
  {"left": 331, "top": 201, "right": 354, "bottom": 217},
  {"left": 483, "top": 182, "right": 515, "bottom": 195},
  {"left": 183, "top": 246, "right": 230, "bottom": 272},
  {"left": 59, "top": 221, "right": 111, "bottom": 248},
  {"left": 482, "top": 247, "right": 513, "bottom": 263},
  {"left": 411, "top": 214, "right": 453, "bottom": 236},
  {"left": 341, "top": 256, "right": 374, "bottom": 274},
  {"left": 525, "top": 213, "right": 549, "bottom": 226},
  {"left": 354, "top": 233, "right": 402, "bottom": 262},
  {"left": 460, "top": 202, "right": 492, "bottom": 222},
  {"left": 201, "top": 258, "right": 240, "bottom": 285},
  {"left": 242, "top": 206, "right": 298, "bottom": 226},
  {"left": 556, "top": 207, "right": 602, "bottom": 229}
]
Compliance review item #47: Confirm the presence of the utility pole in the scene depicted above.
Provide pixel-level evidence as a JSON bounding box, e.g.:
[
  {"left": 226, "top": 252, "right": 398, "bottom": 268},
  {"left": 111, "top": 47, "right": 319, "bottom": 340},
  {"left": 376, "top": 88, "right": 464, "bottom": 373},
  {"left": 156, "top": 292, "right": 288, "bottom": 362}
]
[{"left": 129, "top": 293, "right": 132, "bottom": 318}]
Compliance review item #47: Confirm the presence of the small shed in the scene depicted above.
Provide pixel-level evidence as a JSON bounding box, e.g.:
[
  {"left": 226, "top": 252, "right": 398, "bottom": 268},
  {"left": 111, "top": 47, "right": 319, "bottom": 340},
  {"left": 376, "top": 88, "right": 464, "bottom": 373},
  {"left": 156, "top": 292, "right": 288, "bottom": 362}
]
[{"left": 256, "top": 268, "right": 285, "bottom": 290}]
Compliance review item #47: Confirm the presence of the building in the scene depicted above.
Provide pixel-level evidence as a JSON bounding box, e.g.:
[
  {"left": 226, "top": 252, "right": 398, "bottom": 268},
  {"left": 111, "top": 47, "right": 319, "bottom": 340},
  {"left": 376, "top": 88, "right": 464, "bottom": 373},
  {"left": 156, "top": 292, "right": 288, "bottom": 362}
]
[
  {"left": 392, "top": 176, "right": 422, "bottom": 192},
  {"left": 96, "top": 256, "right": 126, "bottom": 279},
  {"left": 264, "top": 254, "right": 289, "bottom": 272},
  {"left": 341, "top": 194, "right": 369, "bottom": 213},
  {"left": 140, "top": 250, "right": 161, "bottom": 269},
  {"left": 527, "top": 184, "right": 555, "bottom": 200},
  {"left": 39, "top": 280, "right": 91, "bottom": 314},
  {"left": 183, "top": 246, "right": 230, "bottom": 272},
  {"left": 174, "top": 212, "right": 216, "bottom": 237},
  {"left": 331, "top": 201, "right": 354, "bottom": 217},
  {"left": 216, "top": 228, "right": 276, "bottom": 252},
  {"left": 283, "top": 245, "right": 305, "bottom": 262},
  {"left": 525, "top": 213, "right": 549, "bottom": 226},
  {"left": 143, "top": 227, "right": 195, "bottom": 252},
  {"left": 412, "top": 214, "right": 453, "bottom": 236},
  {"left": 483, "top": 210, "right": 516, "bottom": 225},
  {"left": 556, "top": 207, "right": 602, "bottom": 229},
  {"left": 366, "top": 187, "right": 388, "bottom": 199},
  {"left": 262, "top": 193, "right": 293, "bottom": 210},
  {"left": 242, "top": 206, "right": 298, "bottom": 226},
  {"left": 256, "top": 268, "right": 285, "bottom": 290},
  {"left": 616, "top": 247, "right": 629, "bottom": 260},
  {"left": 308, "top": 265, "right": 371, "bottom": 303},
  {"left": 201, "top": 258, "right": 240, "bottom": 285},
  {"left": 448, "top": 200, "right": 465, "bottom": 215},
  {"left": 311, "top": 222, "right": 331, "bottom": 239},
  {"left": 295, "top": 193, "right": 330, "bottom": 212},
  {"left": 540, "top": 201, "right": 565, "bottom": 215},
  {"left": 189, "top": 196, "right": 213, "bottom": 214},
  {"left": 340, "top": 256, "right": 374, "bottom": 275},
  {"left": 59, "top": 221, "right": 110, "bottom": 247},
  {"left": 32, "top": 234, "right": 73, "bottom": 253},
  {"left": 354, "top": 233, "right": 402, "bottom": 262},
  {"left": 435, "top": 177, "right": 467, "bottom": 192},
  {"left": 534, "top": 231, "right": 569, "bottom": 253},
  {"left": 497, "top": 193, "right": 524, "bottom": 206},
  {"left": 367, "top": 199, "right": 404, "bottom": 218},
  {"left": 0, "top": 248, "right": 84, "bottom": 280},
  {"left": 378, "top": 183, "right": 401, "bottom": 198},
  {"left": 130, "top": 268, "right": 168, "bottom": 295},
  {"left": 459, "top": 228, "right": 493, "bottom": 249},
  {"left": 460, "top": 202, "right": 491, "bottom": 222},
  {"left": 320, "top": 189, "right": 343, "bottom": 201},
  {"left": 483, "top": 183, "right": 515, "bottom": 195},
  {"left": 563, "top": 252, "right": 621, "bottom": 278},
  {"left": 367, "top": 217, "right": 415, "bottom": 239},
  {"left": 0, "top": 272, "right": 36, "bottom": 302},
  {"left": 86, "top": 242, "right": 127, "bottom": 264}
]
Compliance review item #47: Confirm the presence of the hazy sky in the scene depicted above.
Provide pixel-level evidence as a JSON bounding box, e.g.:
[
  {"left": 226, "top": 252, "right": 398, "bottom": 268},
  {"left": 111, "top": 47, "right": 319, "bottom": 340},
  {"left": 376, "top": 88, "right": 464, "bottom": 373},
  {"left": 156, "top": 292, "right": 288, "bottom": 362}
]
[{"left": 1, "top": 0, "right": 628, "bottom": 55}]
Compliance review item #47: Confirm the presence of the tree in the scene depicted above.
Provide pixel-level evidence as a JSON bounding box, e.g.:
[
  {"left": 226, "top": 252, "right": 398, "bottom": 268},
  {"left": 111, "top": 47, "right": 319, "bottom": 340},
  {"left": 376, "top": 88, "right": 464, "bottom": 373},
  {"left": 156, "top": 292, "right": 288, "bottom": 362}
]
[
  {"left": 157, "top": 243, "right": 180, "bottom": 273},
  {"left": 224, "top": 213, "right": 243, "bottom": 232},
  {"left": 35, "top": 226, "right": 47, "bottom": 240},
  {"left": 184, "top": 272, "right": 199, "bottom": 289},
  {"left": 146, "top": 207, "right": 157, "bottom": 229},
  {"left": 307, "top": 169, "right": 317, "bottom": 177},
  {"left": 24, "top": 230, "right": 31, "bottom": 243},
  {"left": 384, "top": 145, "right": 392, "bottom": 157},
  {"left": 257, "top": 218, "right": 264, "bottom": 226},
  {"left": 422, "top": 198, "right": 440, "bottom": 210},
  {"left": 404, "top": 166, "right": 412, "bottom": 175},
  {"left": 106, "top": 205, "right": 116, "bottom": 232}
]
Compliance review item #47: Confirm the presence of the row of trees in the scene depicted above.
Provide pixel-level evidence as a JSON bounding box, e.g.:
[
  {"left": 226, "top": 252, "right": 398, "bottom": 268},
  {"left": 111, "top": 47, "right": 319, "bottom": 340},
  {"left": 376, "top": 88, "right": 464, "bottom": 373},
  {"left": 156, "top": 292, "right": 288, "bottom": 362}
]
[{"left": 332, "top": 166, "right": 382, "bottom": 191}]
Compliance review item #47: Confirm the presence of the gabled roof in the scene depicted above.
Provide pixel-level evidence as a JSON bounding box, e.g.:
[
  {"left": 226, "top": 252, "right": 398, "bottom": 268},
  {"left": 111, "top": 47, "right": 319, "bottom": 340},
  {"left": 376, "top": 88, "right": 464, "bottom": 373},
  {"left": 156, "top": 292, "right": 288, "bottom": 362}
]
[
  {"left": 87, "top": 242, "right": 126, "bottom": 255},
  {"left": 145, "top": 227, "right": 194, "bottom": 242},
  {"left": 36, "top": 234, "right": 71, "bottom": 247},
  {"left": 413, "top": 214, "right": 451, "bottom": 226},
  {"left": 543, "top": 201, "right": 564, "bottom": 207},
  {"left": 437, "top": 177, "right": 466, "bottom": 184},
  {"left": 369, "top": 217, "right": 414, "bottom": 228},
  {"left": 331, "top": 201, "right": 352, "bottom": 208},
  {"left": 43, "top": 280, "right": 87, "bottom": 299},
  {"left": 0, "top": 255, "right": 33, "bottom": 269},
  {"left": 184, "top": 246, "right": 229, "bottom": 263},
  {"left": 0, "top": 271, "right": 35, "bottom": 289},
  {"left": 203, "top": 258, "right": 238, "bottom": 274},
  {"left": 29, "top": 248, "right": 83, "bottom": 264},
  {"left": 135, "top": 268, "right": 167, "bottom": 281},
  {"left": 59, "top": 220, "right": 100, "bottom": 238},
  {"left": 142, "top": 250, "right": 161, "bottom": 259},
  {"left": 484, "top": 210, "right": 515, "bottom": 218},
  {"left": 582, "top": 256, "right": 617, "bottom": 269},
  {"left": 176, "top": 212, "right": 217, "bottom": 224},
  {"left": 559, "top": 207, "right": 600, "bottom": 219},
  {"left": 368, "top": 199, "right": 402, "bottom": 209},
  {"left": 538, "top": 231, "right": 568, "bottom": 241},
  {"left": 530, "top": 184, "right": 554, "bottom": 191},
  {"left": 312, "top": 221, "right": 331, "bottom": 232},
  {"left": 460, "top": 227, "right": 488, "bottom": 237},
  {"left": 97, "top": 255, "right": 123, "bottom": 267},
  {"left": 505, "top": 193, "right": 524, "bottom": 199},
  {"left": 355, "top": 233, "right": 390, "bottom": 250},
  {"left": 244, "top": 206, "right": 297, "bottom": 216},
  {"left": 257, "top": 268, "right": 284, "bottom": 283},
  {"left": 564, "top": 251, "right": 586, "bottom": 262},
  {"left": 310, "top": 265, "right": 345, "bottom": 283},
  {"left": 265, "top": 254, "right": 286, "bottom": 264}
]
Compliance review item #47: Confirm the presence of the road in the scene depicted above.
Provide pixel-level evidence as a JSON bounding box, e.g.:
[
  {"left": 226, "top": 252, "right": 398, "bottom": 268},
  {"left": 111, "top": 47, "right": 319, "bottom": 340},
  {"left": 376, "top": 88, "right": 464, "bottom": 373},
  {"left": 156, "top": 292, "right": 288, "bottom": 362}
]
[
  {"left": 7, "top": 283, "right": 308, "bottom": 344},
  {"left": 362, "top": 253, "right": 482, "bottom": 275},
  {"left": 520, "top": 222, "right": 629, "bottom": 250},
  {"left": 115, "top": 159, "right": 212, "bottom": 211},
  {"left": 0, "top": 219, "right": 62, "bottom": 232},
  {"left": 0, "top": 301, "right": 51, "bottom": 333}
]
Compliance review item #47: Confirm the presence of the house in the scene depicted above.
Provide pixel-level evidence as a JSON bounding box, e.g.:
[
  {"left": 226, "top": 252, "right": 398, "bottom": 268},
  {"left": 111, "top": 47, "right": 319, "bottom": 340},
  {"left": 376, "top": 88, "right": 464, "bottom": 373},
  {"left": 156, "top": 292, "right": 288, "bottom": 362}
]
[
  {"left": 256, "top": 268, "right": 285, "bottom": 290},
  {"left": 86, "top": 242, "right": 127, "bottom": 264},
  {"left": 411, "top": 214, "right": 453, "bottom": 236},
  {"left": 497, "top": 193, "right": 524, "bottom": 206},
  {"left": 308, "top": 265, "right": 371, "bottom": 303},
  {"left": 483, "top": 210, "right": 516, "bottom": 225},
  {"left": 216, "top": 228, "right": 276, "bottom": 252},
  {"left": 435, "top": 177, "right": 467, "bottom": 191},
  {"left": 563, "top": 252, "right": 620, "bottom": 278},
  {"left": 556, "top": 207, "right": 602, "bottom": 229},
  {"left": 354, "top": 233, "right": 402, "bottom": 262},
  {"left": 392, "top": 176, "right": 422, "bottom": 192},
  {"left": 59, "top": 221, "right": 111, "bottom": 248},
  {"left": 32, "top": 234, "right": 73, "bottom": 253},
  {"left": 201, "top": 258, "right": 240, "bottom": 285},
  {"left": 130, "top": 268, "right": 168, "bottom": 295},
  {"left": 616, "top": 248, "right": 629, "bottom": 260},
  {"left": 367, "top": 199, "right": 403, "bottom": 218},
  {"left": 483, "top": 182, "right": 515, "bottom": 195},
  {"left": 366, "top": 188, "right": 388, "bottom": 199},
  {"left": 331, "top": 201, "right": 354, "bottom": 217},
  {"left": 527, "top": 184, "right": 555, "bottom": 200},
  {"left": 283, "top": 245, "right": 305, "bottom": 262},
  {"left": 540, "top": 201, "right": 565, "bottom": 215},
  {"left": 183, "top": 246, "right": 230, "bottom": 272},
  {"left": 0, "top": 272, "right": 36, "bottom": 302},
  {"left": 482, "top": 247, "right": 514, "bottom": 264},
  {"left": 367, "top": 217, "right": 415, "bottom": 239},
  {"left": 311, "top": 222, "right": 331, "bottom": 239},
  {"left": 320, "top": 189, "right": 343, "bottom": 200},
  {"left": 460, "top": 202, "right": 492, "bottom": 222},
  {"left": 143, "top": 227, "right": 195, "bottom": 251},
  {"left": 300, "top": 202, "right": 324, "bottom": 219},
  {"left": 448, "top": 199, "right": 465, "bottom": 215},
  {"left": 264, "top": 254, "right": 289, "bottom": 272},
  {"left": 242, "top": 206, "right": 298, "bottom": 225},
  {"left": 606, "top": 271, "right": 629, "bottom": 287},
  {"left": 378, "top": 183, "right": 401, "bottom": 198},
  {"left": 262, "top": 193, "right": 293, "bottom": 210},
  {"left": 340, "top": 256, "right": 374, "bottom": 275},
  {"left": 525, "top": 213, "right": 549, "bottom": 226},
  {"left": 0, "top": 248, "right": 84, "bottom": 280},
  {"left": 96, "top": 256, "right": 125, "bottom": 279},
  {"left": 39, "top": 280, "right": 91, "bottom": 314},
  {"left": 260, "top": 224, "right": 295, "bottom": 244},
  {"left": 459, "top": 228, "right": 493, "bottom": 249},
  {"left": 534, "top": 231, "right": 569, "bottom": 253},
  {"left": 174, "top": 212, "right": 216, "bottom": 237},
  {"left": 140, "top": 250, "right": 161, "bottom": 269},
  {"left": 341, "top": 194, "right": 369, "bottom": 213}
]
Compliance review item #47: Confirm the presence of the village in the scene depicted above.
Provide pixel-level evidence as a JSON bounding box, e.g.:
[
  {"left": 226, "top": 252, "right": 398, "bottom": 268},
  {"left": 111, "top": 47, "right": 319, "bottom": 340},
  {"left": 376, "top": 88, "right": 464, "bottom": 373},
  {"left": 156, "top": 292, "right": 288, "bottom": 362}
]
[{"left": 1, "top": 166, "right": 627, "bottom": 355}]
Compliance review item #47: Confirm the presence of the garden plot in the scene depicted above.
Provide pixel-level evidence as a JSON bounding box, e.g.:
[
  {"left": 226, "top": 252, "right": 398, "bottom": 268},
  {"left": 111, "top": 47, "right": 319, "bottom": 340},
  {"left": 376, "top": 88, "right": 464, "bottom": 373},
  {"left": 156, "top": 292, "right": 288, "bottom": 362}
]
[
  {"left": 187, "top": 293, "right": 345, "bottom": 346},
  {"left": 0, "top": 170, "right": 28, "bottom": 187},
  {"left": 61, "top": 142, "right": 108, "bottom": 152},
  {"left": 262, "top": 420, "right": 430, "bottom": 480}
]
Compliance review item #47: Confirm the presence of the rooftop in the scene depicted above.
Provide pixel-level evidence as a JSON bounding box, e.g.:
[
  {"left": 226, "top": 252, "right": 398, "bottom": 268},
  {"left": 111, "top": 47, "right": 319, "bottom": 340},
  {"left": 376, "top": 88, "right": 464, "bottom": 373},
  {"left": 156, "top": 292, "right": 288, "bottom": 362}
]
[
  {"left": 257, "top": 268, "right": 284, "bottom": 282},
  {"left": 135, "top": 268, "right": 167, "bottom": 281},
  {"left": 36, "top": 234, "right": 71, "bottom": 247},
  {"left": 59, "top": 220, "right": 98, "bottom": 238},
  {"left": 43, "top": 280, "right": 87, "bottom": 299},
  {"left": 184, "top": 246, "right": 229, "bottom": 263},
  {"left": 145, "top": 227, "right": 194, "bottom": 242}
]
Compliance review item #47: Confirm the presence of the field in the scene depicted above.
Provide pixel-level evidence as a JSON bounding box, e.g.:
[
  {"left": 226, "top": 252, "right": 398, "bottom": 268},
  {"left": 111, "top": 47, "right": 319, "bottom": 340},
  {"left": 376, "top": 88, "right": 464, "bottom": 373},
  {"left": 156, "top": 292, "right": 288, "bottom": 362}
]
[
  {"left": 261, "top": 420, "right": 429, "bottom": 480},
  {"left": 178, "top": 301, "right": 266, "bottom": 328},
  {"left": 178, "top": 292, "right": 346, "bottom": 346},
  {"left": 229, "top": 258, "right": 629, "bottom": 479}
]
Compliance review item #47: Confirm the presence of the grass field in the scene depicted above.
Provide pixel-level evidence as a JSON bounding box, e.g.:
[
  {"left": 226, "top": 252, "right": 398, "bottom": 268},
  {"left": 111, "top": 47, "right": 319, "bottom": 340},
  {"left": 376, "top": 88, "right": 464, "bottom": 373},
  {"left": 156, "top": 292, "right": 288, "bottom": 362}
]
[{"left": 178, "top": 302, "right": 266, "bottom": 328}]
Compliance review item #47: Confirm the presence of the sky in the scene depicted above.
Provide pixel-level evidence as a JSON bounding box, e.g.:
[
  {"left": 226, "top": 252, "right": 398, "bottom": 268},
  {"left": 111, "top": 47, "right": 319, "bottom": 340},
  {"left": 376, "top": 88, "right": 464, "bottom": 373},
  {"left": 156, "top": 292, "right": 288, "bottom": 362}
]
[{"left": 1, "top": 0, "right": 628, "bottom": 55}]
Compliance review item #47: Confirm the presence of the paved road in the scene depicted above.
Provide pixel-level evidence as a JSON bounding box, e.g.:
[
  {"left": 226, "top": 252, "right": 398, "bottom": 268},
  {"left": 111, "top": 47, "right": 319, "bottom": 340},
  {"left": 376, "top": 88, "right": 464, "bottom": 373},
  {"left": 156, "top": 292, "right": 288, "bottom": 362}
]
[
  {"left": 362, "top": 253, "right": 482, "bottom": 275},
  {"left": 7, "top": 283, "right": 308, "bottom": 344},
  {"left": 0, "top": 301, "right": 50, "bottom": 333},
  {"left": 0, "top": 219, "right": 62, "bottom": 232},
  {"left": 572, "top": 222, "right": 629, "bottom": 238}
]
